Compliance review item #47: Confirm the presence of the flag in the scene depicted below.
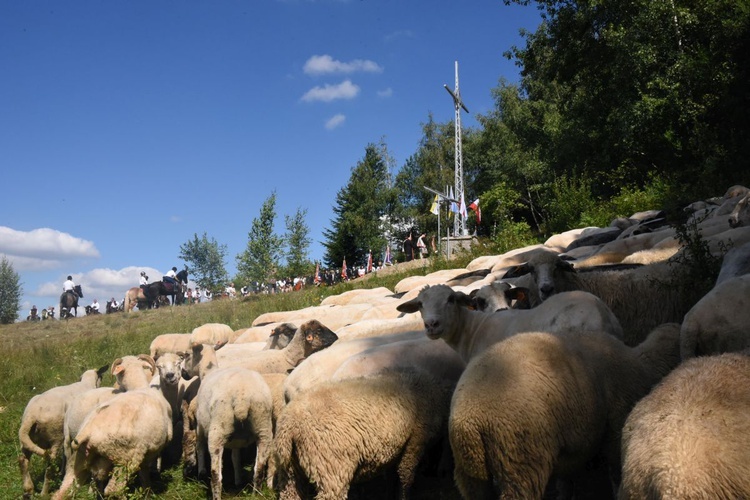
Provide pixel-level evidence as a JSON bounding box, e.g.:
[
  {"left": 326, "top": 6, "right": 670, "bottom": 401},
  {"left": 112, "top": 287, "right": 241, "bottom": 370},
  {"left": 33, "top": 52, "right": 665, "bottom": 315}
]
[
  {"left": 313, "top": 262, "right": 321, "bottom": 284},
  {"left": 459, "top": 192, "right": 468, "bottom": 218},
  {"left": 367, "top": 250, "right": 373, "bottom": 273},
  {"left": 449, "top": 187, "right": 458, "bottom": 214},
  {"left": 429, "top": 194, "right": 440, "bottom": 215},
  {"left": 469, "top": 198, "right": 481, "bottom": 224},
  {"left": 383, "top": 246, "right": 392, "bottom": 265},
  {"left": 341, "top": 258, "right": 347, "bottom": 280}
]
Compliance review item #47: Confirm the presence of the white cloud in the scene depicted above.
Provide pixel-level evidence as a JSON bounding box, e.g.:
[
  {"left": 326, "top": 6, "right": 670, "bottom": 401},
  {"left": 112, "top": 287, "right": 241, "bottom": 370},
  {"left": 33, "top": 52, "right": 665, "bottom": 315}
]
[
  {"left": 384, "top": 30, "right": 415, "bottom": 43},
  {"left": 33, "top": 266, "right": 163, "bottom": 303},
  {"left": 303, "top": 55, "right": 383, "bottom": 76},
  {"left": 377, "top": 87, "right": 393, "bottom": 98},
  {"left": 301, "top": 80, "right": 360, "bottom": 103},
  {"left": 0, "top": 227, "right": 99, "bottom": 271},
  {"left": 325, "top": 114, "right": 346, "bottom": 130},
  {"left": 169, "top": 215, "right": 182, "bottom": 223}
]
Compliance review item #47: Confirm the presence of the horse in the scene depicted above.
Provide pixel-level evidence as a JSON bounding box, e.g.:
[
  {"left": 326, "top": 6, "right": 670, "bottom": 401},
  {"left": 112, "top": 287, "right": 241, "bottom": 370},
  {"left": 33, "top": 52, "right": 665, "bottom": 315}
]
[
  {"left": 124, "top": 287, "right": 151, "bottom": 313},
  {"left": 125, "top": 270, "right": 188, "bottom": 311},
  {"left": 59, "top": 285, "right": 83, "bottom": 319}
]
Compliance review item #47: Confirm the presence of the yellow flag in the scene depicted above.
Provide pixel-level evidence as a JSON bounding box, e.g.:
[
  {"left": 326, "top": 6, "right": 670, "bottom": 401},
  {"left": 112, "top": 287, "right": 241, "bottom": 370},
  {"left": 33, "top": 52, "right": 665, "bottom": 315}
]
[{"left": 430, "top": 194, "right": 439, "bottom": 215}]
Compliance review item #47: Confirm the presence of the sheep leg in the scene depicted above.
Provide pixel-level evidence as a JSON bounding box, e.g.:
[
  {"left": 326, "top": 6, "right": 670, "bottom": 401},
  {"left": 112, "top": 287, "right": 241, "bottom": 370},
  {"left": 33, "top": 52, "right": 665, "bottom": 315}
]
[
  {"left": 231, "top": 447, "right": 243, "bottom": 488},
  {"left": 396, "top": 439, "right": 424, "bottom": 500},
  {"left": 196, "top": 428, "right": 208, "bottom": 480},
  {"left": 104, "top": 465, "right": 131, "bottom": 497},
  {"left": 253, "top": 435, "right": 272, "bottom": 489},
  {"left": 208, "top": 435, "right": 225, "bottom": 500},
  {"left": 40, "top": 456, "right": 53, "bottom": 496},
  {"left": 18, "top": 449, "right": 34, "bottom": 498}
]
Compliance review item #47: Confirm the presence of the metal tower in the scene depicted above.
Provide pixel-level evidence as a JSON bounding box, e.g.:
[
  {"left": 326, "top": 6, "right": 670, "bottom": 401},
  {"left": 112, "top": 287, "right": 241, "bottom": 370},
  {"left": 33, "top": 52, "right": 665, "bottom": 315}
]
[{"left": 444, "top": 61, "right": 469, "bottom": 236}]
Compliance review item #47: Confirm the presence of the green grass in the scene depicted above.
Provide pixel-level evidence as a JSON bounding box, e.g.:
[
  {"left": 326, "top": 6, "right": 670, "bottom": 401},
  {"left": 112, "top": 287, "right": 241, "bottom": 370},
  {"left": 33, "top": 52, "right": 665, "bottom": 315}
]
[{"left": 1, "top": 254, "right": 479, "bottom": 499}]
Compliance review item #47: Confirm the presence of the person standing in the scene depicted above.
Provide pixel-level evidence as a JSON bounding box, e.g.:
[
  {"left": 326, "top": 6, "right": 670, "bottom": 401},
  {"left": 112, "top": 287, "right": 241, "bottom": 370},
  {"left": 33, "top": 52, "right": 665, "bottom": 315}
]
[
  {"left": 403, "top": 233, "right": 415, "bottom": 262},
  {"left": 194, "top": 287, "right": 201, "bottom": 304},
  {"left": 416, "top": 233, "right": 427, "bottom": 259}
]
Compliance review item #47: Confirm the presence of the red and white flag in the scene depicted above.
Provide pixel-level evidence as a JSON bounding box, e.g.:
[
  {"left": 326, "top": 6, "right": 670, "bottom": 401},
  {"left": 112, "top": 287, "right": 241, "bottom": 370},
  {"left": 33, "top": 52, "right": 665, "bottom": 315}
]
[
  {"left": 367, "top": 250, "right": 373, "bottom": 273},
  {"left": 341, "top": 258, "right": 347, "bottom": 280},
  {"left": 469, "top": 199, "right": 481, "bottom": 224},
  {"left": 313, "top": 262, "right": 321, "bottom": 284}
]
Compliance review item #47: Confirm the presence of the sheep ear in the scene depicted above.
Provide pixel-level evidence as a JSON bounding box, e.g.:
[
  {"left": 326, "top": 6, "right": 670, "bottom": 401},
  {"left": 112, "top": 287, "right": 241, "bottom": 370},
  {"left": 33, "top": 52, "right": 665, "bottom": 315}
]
[
  {"left": 470, "top": 296, "right": 485, "bottom": 311},
  {"left": 506, "top": 287, "right": 531, "bottom": 309},
  {"left": 214, "top": 340, "right": 228, "bottom": 351},
  {"left": 503, "top": 263, "right": 531, "bottom": 279},
  {"left": 111, "top": 358, "right": 124, "bottom": 375},
  {"left": 556, "top": 259, "right": 575, "bottom": 273},
  {"left": 96, "top": 364, "right": 109, "bottom": 377},
  {"left": 396, "top": 298, "right": 421, "bottom": 314},
  {"left": 450, "top": 291, "right": 474, "bottom": 309},
  {"left": 138, "top": 354, "right": 157, "bottom": 376}
]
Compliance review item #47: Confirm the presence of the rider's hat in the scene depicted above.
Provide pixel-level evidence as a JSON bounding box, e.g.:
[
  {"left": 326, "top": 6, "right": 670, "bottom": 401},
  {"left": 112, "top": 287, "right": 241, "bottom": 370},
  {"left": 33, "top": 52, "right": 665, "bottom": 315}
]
[
  {"left": 172, "top": 267, "right": 177, "bottom": 271},
  {"left": 67, "top": 275, "right": 72, "bottom": 280},
  {"left": 141, "top": 271, "right": 146, "bottom": 276}
]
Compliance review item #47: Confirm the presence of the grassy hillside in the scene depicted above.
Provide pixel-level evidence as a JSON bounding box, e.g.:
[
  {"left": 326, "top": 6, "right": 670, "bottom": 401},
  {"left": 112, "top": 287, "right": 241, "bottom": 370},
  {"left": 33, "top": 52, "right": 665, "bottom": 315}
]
[{"left": 1, "top": 255, "right": 471, "bottom": 499}]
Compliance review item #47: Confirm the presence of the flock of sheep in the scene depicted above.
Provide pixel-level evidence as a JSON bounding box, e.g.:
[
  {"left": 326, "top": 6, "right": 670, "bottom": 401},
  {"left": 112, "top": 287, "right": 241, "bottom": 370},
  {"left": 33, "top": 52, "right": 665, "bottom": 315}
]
[{"left": 18, "top": 185, "right": 750, "bottom": 499}]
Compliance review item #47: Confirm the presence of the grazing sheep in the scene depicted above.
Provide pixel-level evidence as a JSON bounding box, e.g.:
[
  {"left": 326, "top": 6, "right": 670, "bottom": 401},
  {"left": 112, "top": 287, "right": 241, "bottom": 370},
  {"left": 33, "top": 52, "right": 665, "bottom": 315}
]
[
  {"left": 18, "top": 364, "right": 108, "bottom": 498},
  {"left": 55, "top": 355, "right": 156, "bottom": 500},
  {"left": 149, "top": 333, "right": 191, "bottom": 358},
  {"left": 680, "top": 274, "right": 750, "bottom": 359},
  {"left": 217, "top": 320, "right": 338, "bottom": 374},
  {"left": 57, "top": 358, "right": 173, "bottom": 498},
  {"left": 619, "top": 351, "right": 750, "bottom": 499},
  {"left": 274, "top": 369, "right": 456, "bottom": 500},
  {"left": 181, "top": 341, "right": 274, "bottom": 499},
  {"left": 282, "top": 330, "right": 423, "bottom": 403},
  {"left": 396, "top": 284, "right": 623, "bottom": 362},
  {"left": 502, "top": 250, "right": 695, "bottom": 346},
  {"left": 449, "top": 324, "right": 681, "bottom": 499}
]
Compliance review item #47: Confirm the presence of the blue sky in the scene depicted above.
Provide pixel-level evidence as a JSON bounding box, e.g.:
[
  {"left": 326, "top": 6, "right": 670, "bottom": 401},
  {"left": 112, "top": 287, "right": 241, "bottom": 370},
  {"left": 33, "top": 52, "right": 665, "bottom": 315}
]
[{"left": 0, "top": 0, "right": 542, "bottom": 318}]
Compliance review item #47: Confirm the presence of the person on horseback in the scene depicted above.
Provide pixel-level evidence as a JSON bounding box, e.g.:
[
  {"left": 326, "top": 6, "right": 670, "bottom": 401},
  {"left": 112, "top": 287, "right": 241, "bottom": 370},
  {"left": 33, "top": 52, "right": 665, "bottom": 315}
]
[
  {"left": 63, "top": 275, "right": 76, "bottom": 294},
  {"left": 139, "top": 271, "right": 149, "bottom": 289},
  {"left": 27, "top": 305, "right": 39, "bottom": 321},
  {"left": 164, "top": 267, "right": 178, "bottom": 286},
  {"left": 90, "top": 299, "right": 100, "bottom": 313}
]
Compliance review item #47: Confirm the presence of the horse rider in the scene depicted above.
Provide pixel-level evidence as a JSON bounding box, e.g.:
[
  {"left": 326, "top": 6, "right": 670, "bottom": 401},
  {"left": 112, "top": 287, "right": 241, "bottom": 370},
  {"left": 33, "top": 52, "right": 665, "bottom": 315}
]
[
  {"left": 140, "top": 271, "right": 149, "bottom": 289},
  {"left": 164, "top": 267, "right": 178, "bottom": 286},
  {"left": 28, "top": 305, "right": 39, "bottom": 321},
  {"left": 90, "top": 299, "right": 100, "bottom": 313},
  {"left": 63, "top": 275, "right": 75, "bottom": 293}
]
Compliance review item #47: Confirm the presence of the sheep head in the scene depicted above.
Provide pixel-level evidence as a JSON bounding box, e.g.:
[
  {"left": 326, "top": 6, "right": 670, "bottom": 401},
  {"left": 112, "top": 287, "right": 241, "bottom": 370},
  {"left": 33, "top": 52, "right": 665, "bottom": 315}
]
[
  {"left": 155, "top": 352, "right": 183, "bottom": 386},
  {"left": 469, "top": 282, "right": 531, "bottom": 312},
  {"left": 299, "top": 320, "right": 338, "bottom": 356},
  {"left": 396, "top": 285, "right": 473, "bottom": 342},
  {"left": 502, "top": 250, "right": 574, "bottom": 301}
]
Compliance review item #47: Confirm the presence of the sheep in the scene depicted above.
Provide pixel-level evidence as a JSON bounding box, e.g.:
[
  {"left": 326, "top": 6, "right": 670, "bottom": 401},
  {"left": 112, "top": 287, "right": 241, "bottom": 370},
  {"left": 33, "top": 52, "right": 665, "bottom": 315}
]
[
  {"left": 728, "top": 192, "right": 750, "bottom": 228},
  {"left": 320, "top": 287, "right": 394, "bottom": 306},
  {"left": 56, "top": 356, "right": 173, "bottom": 498},
  {"left": 149, "top": 332, "right": 191, "bottom": 358},
  {"left": 18, "top": 364, "right": 108, "bottom": 498},
  {"left": 395, "top": 284, "right": 623, "bottom": 363},
  {"left": 331, "top": 335, "right": 466, "bottom": 386},
  {"left": 716, "top": 240, "right": 750, "bottom": 284},
  {"left": 282, "top": 330, "right": 423, "bottom": 403},
  {"left": 191, "top": 322, "right": 235, "bottom": 345},
  {"left": 619, "top": 350, "right": 750, "bottom": 499},
  {"left": 180, "top": 341, "right": 274, "bottom": 499},
  {"left": 217, "top": 320, "right": 338, "bottom": 374},
  {"left": 680, "top": 274, "right": 750, "bottom": 359},
  {"left": 467, "top": 281, "right": 531, "bottom": 313},
  {"left": 449, "top": 324, "right": 681, "bottom": 499},
  {"left": 274, "top": 369, "right": 456, "bottom": 500},
  {"left": 333, "top": 316, "right": 426, "bottom": 341},
  {"left": 501, "top": 250, "right": 695, "bottom": 346},
  {"left": 251, "top": 303, "right": 372, "bottom": 330},
  {"left": 55, "top": 355, "right": 156, "bottom": 500},
  {"left": 263, "top": 322, "right": 298, "bottom": 350}
]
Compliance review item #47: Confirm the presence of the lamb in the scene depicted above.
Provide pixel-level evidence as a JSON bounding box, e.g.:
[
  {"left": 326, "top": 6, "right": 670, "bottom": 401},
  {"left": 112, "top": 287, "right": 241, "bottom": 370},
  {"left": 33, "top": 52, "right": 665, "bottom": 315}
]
[
  {"left": 502, "top": 249, "right": 695, "bottom": 345},
  {"left": 680, "top": 274, "right": 750, "bottom": 359},
  {"left": 395, "top": 284, "right": 623, "bottom": 363},
  {"left": 18, "top": 364, "right": 108, "bottom": 498},
  {"left": 180, "top": 341, "right": 274, "bottom": 499},
  {"left": 274, "top": 369, "right": 456, "bottom": 500},
  {"left": 282, "top": 330, "right": 423, "bottom": 402},
  {"left": 55, "top": 355, "right": 157, "bottom": 500},
  {"left": 56, "top": 356, "right": 173, "bottom": 498},
  {"left": 216, "top": 319, "right": 338, "bottom": 374},
  {"left": 449, "top": 324, "right": 681, "bottom": 499},
  {"left": 619, "top": 351, "right": 750, "bottom": 499}
]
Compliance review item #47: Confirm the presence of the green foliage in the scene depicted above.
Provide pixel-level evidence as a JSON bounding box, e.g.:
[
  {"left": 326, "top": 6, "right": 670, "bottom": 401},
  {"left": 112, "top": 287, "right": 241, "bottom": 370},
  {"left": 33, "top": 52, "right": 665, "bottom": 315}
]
[
  {"left": 282, "top": 207, "right": 314, "bottom": 278},
  {"left": 236, "top": 191, "right": 284, "bottom": 285},
  {"left": 0, "top": 257, "right": 21, "bottom": 324},
  {"left": 667, "top": 216, "right": 725, "bottom": 301},
  {"left": 178, "top": 232, "right": 229, "bottom": 290},
  {"left": 322, "top": 144, "right": 395, "bottom": 268}
]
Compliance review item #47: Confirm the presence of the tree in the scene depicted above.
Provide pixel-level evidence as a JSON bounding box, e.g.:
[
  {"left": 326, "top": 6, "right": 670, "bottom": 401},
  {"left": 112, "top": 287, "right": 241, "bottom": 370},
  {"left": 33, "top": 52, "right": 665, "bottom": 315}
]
[
  {"left": 178, "top": 233, "right": 229, "bottom": 290},
  {"left": 0, "top": 257, "right": 22, "bottom": 324},
  {"left": 236, "top": 191, "right": 284, "bottom": 285},
  {"left": 322, "top": 144, "right": 395, "bottom": 268},
  {"left": 283, "top": 207, "right": 313, "bottom": 279}
]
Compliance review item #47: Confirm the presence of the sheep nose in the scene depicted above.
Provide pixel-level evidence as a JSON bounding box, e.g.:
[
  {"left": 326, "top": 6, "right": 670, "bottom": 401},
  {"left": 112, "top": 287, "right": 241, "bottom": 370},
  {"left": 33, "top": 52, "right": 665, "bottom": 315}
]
[
  {"left": 423, "top": 318, "right": 439, "bottom": 329},
  {"left": 540, "top": 284, "right": 554, "bottom": 297}
]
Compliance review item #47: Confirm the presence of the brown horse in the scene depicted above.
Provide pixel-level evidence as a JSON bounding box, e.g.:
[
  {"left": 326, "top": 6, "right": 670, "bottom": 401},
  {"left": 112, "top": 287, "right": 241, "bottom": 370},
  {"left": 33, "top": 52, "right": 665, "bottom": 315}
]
[{"left": 124, "top": 287, "right": 150, "bottom": 313}]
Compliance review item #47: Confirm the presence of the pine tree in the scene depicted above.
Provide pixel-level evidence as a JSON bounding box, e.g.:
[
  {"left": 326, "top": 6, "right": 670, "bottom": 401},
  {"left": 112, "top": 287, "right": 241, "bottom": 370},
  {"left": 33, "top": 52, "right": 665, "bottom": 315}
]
[{"left": 0, "top": 257, "right": 22, "bottom": 324}]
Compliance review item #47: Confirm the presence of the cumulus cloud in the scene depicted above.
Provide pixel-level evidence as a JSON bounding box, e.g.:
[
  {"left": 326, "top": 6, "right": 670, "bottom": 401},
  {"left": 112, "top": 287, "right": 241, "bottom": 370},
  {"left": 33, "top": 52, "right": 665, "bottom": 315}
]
[
  {"left": 377, "top": 87, "right": 393, "bottom": 98},
  {"left": 33, "top": 266, "right": 163, "bottom": 303},
  {"left": 301, "top": 80, "right": 360, "bottom": 103},
  {"left": 0, "top": 227, "right": 99, "bottom": 271},
  {"left": 303, "top": 55, "right": 383, "bottom": 76},
  {"left": 325, "top": 114, "right": 346, "bottom": 130}
]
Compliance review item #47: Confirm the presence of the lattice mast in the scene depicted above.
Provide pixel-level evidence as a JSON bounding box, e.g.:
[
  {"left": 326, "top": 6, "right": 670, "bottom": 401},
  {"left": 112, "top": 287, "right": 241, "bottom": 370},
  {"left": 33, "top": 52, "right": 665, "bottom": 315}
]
[{"left": 444, "top": 61, "right": 469, "bottom": 236}]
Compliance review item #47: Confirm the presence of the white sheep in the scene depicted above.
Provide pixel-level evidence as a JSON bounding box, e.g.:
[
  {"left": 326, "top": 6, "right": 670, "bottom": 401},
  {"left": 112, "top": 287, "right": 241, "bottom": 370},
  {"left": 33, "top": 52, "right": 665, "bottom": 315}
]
[
  {"left": 190, "top": 322, "right": 235, "bottom": 345},
  {"left": 449, "top": 324, "right": 681, "bottom": 499},
  {"left": 18, "top": 364, "right": 108, "bottom": 498},
  {"left": 217, "top": 320, "right": 338, "bottom": 374},
  {"left": 149, "top": 332, "right": 191, "bottom": 358},
  {"left": 396, "top": 284, "right": 623, "bottom": 363},
  {"left": 320, "top": 287, "right": 394, "bottom": 306},
  {"left": 262, "top": 322, "right": 298, "bottom": 350},
  {"left": 619, "top": 350, "right": 750, "bottom": 499},
  {"left": 333, "top": 316, "right": 426, "bottom": 341},
  {"left": 274, "top": 369, "right": 456, "bottom": 500},
  {"left": 252, "top": 303, "right": 372, "bottom": 330},
  {"left": 680, "top": 274, "right": 750, "bottom": 359},
  {"left": 55, "top": 355, "right": 156, "bottom": 500},
  {"left": 282, "top": 330, "right": 423, "bottom": 403},
  {"left": 716, "top": 240, "right": 750, "bottom": 285},
  {"left": 728, "top": 192, "right": 750, "bottom": 228},
  {"left": 56, "top": 357, "right": 173, "bottom": 498},
  {"left": 501, "top": 250, "right": 695, "bottom": 346},
  {"left": 181, "top": 341, "right": 274, "bottom": 499},
  {"left": 467, "top": 281, "right": 532, "bottom": 313}
]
